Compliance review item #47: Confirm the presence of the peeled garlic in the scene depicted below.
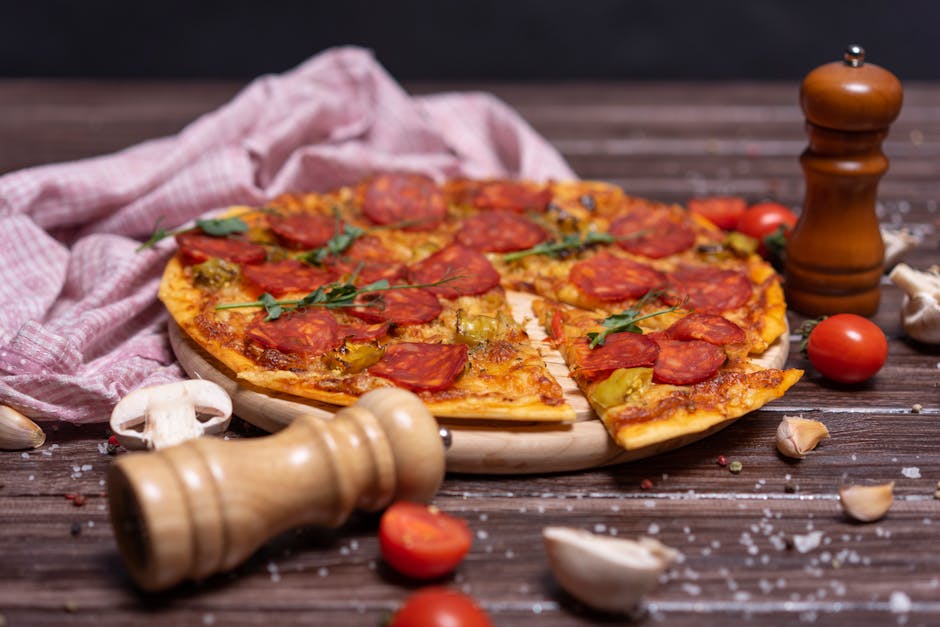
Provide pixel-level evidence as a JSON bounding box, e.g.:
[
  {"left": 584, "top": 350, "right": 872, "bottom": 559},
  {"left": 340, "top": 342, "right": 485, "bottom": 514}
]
[
  {"left": 889, "top": 263, "right": 940, "bottom": 345},
  {"left": 543, "top": 527, "right": 679, "bottom": 614},
  {"left": 881, "top": 227, "right": 920, "bottom": 269},
  {"left": 839, "top": 482, "right": 894, "bottom": 522},
  {"left": 0, "top": 405, "right": 46, "bottom": 450},
  {"left": 776, "top": 415, "right": 829, "bottom": 459}
]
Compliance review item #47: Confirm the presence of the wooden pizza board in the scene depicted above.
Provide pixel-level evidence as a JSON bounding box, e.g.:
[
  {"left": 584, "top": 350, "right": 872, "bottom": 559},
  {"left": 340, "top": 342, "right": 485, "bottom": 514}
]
[{"left": 168, "top": 292, "right": 789, "bottom": 474}]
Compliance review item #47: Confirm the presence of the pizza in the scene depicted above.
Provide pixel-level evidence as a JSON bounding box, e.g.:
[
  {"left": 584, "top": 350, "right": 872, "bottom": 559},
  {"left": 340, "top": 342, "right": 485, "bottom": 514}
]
[{"left": 157, "top": 173, "right": 802, "bottom": 450}]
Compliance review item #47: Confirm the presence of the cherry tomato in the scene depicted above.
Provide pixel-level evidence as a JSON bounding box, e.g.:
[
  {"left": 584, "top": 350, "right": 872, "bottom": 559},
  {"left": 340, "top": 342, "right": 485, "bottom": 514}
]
[
  {"left": 804, "top": 314, "right": 888, "bottom": 383},
  {"left": 688, "top": 196, "right": 747, "bottom": 230},
  {"left": 736, "top": 202, "right": 798, "bottom": 255},
  {"left": 379, "top": 502, "right": 472, "bottom": 579},
  {"left": 389, "top": 588, "right": 492, "bottom": 627}
]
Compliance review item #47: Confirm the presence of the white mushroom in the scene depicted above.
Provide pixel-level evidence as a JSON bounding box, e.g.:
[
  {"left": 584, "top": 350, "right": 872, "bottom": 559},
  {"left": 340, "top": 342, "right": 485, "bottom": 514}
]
[
  {"left": 543, "top": 526, "right": 679, "bottom": 614},
  {"left": 110, "top": 380, "right": 233, "bottom": 450},
  {"left": 889, "top": 263, "right": 940, "bottom": 344}
]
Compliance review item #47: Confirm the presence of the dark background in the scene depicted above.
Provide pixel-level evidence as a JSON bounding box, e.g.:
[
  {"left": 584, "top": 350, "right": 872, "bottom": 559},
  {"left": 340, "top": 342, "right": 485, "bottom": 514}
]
[{"left": 0, "top": 0, "right": 933, "bottom": 81}]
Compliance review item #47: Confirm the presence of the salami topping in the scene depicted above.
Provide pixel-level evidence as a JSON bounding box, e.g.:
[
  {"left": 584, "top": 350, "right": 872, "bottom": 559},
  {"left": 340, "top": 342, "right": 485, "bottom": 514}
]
[
  {"left": 455, "top": 211, "right": 549, "bottom": 252},
  {"left": 246, "top": 309, "right": 341, "bottom": 357},
  {"left": 361, "top": 173, "right": 446, "bottom": 230},
  {"left": 176, "top": 231, "right": 266, "bottom": 266},
  {"left": 575, "top": 333, "right": 659, "bottom": 381},
  {"left": 267, "top": 212, "right": 338, "bottom": 249},
  {"left": 241, "top": 259, "right": 336, "bottom": 297},
  {"left": 369, "top": 342, "right": 468, "bottom": 392},
  {"left": 666, "top": 312, "right": 746, "bottom": 345},
  {"left": 569, "top": 253, "right": 665, "bottom": 302},
  {"left": 408, "top": 245, "right": 501, "bottom": 298},
  {"left": 652, "top": 338, "right": 726, "bottom": 385},
  {"left": 337, "top": 320, "right": 390, "bottom": 342},
  {"left": 472, "top": 181, "right": 551, "bottom": 213},
  {"left": 665, "top": 266, "right": 752, "bottom": 313},
  {"left": 349, "top": 287, "right": 442, "bottom": 325},
  {"left": 610, "top": 209, "right": 696, "bottom": 258}
]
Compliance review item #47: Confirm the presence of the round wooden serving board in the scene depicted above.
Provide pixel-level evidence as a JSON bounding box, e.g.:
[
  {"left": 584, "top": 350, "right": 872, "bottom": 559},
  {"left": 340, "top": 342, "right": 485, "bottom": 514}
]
[{"left": 168, "top": 292, "right": 789, "bottom": 475}]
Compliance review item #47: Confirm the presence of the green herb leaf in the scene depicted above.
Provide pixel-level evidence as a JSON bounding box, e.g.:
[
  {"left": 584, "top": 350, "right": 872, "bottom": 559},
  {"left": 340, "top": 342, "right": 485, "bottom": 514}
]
[
  {"left": 214, "top": 274, "right": 462, "bottom": 317},
  {"left": 136, "top": 216, "right": 249, "bottom": 252},
  {"left": 503, "top": 231, "right": 616, "bottom": 262},
  {"left": 586, "top": 290, "right": 683, "bottom": 348},
  {"left": 799, "top": 316, "right": 827, "bottom": 355},
  {"left": 196, "top": 217, "right": 249, "bottom": 237},
  {"left": 302, "top": 224, "right": 365, "bottom": 265}
]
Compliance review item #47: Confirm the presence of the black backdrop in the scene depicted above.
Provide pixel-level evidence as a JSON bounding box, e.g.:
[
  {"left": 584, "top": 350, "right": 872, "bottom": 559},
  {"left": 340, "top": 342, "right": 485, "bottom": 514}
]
[{"left": 0, "top": 0, "right": 933, "bottom": 80}]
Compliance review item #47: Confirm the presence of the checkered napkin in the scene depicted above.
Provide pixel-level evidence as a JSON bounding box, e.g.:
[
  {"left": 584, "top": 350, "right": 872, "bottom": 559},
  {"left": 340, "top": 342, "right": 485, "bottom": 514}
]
[{"left": 0, "top": 46, "right": 574, "bottom": 424}]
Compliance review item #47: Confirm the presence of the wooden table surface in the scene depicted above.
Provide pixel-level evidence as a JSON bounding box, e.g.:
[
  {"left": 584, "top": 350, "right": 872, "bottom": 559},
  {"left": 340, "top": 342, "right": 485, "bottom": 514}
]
[{"left": 1, "top": 79, "right": 938, "bottom": 627}]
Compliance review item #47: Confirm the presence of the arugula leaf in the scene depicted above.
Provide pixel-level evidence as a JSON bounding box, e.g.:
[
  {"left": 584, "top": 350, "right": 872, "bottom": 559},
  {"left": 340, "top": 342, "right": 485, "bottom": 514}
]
[
  {"left": 195, "top": 217, "right": 249, "bottom": 237},
  {"left": 302, "top": 224, "right": 365, "bottom": 265},
  {"left": 503, "top": 231, "right": 616, "bottom": 262},
  {"left": 214, "top": 274, "right": 460, "bottom": 320},
  {"left": 586, "top": 290, "right": 683, "bottom": 348},
  {"left": 136, "top": 216, "right": 249, "bottom": 252}
]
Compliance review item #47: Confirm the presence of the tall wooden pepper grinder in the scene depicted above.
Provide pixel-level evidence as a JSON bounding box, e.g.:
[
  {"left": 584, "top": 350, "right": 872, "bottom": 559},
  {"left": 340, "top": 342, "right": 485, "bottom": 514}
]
[{"left": 785, "top": 45, "right": 903, "bottom": 316}]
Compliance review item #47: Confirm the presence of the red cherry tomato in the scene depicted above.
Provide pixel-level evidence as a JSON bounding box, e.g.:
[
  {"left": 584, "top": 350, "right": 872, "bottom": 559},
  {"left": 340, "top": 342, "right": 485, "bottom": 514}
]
[
  {"left": 379, "top": 502, "right": 472, "bottom": 579},
  {"left": 688, "top": 196, "right": 747, "bottom": 230},
  {"left": 389, "top": 588, "right": 492, "bottom": 627},
  {"left": 737, "top": 201, "right": 798, "bottom": 245},
  {"left": 805, "top": 314, "right": 888, "bottom": 383}
]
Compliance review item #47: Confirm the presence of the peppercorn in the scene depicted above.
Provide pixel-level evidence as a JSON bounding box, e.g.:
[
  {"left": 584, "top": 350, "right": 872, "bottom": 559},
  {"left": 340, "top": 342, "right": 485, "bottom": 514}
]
[
  {"left": 729, "top": 461, "right": 743, "bottom": 474},
  {"left": 716, "top": 455, "right": 729, "bottom": 467},
  {"left": 72, "top": 494, "right": 87, "bottom": 507},
  {"left": 70, "top": 522, "right": 82, "bottom": 537},
  {"left": 640, "top": 478, "right": 653, "bottom": 490},
  {"left": 784, "top": 481, "right": 799, "bottom": 493}
]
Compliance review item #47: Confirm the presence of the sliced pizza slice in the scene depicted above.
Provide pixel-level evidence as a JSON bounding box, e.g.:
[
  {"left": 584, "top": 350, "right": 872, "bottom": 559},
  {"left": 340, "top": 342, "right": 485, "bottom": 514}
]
[{"left": 533, "top": 299, "right": 802, "bottom": 451}]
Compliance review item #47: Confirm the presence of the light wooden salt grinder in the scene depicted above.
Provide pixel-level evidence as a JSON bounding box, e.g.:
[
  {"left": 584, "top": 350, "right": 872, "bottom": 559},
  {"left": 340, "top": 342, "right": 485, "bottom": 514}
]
[
  {"left": 785, "top": 45, "right": 903, "bottom": 316},
  {"left": 107, "top": 388, "right": 447, "bottom": 592}
]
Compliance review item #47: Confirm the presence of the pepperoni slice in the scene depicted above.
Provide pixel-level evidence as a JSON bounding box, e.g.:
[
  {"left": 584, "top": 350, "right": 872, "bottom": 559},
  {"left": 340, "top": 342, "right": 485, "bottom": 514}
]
[
  {"left": 666, "top": 313, "right": 746, "bottom": 345},
  {"left": 175, "top": 231, "right": 266, "bottom": 266},
  {"left": 472, "top": 181, "right": 551, "bottom": 213},
  {"left": 652, "top": 338, "right": 726, "bottom": 385},
  {"left": 455, "top": 211, "right": 549, "bottom": 252},
  {"left": 246, "top": 309, "right": 341, "bottom": 357},
  {"left": 267, "top": 212, "right": 339, "bottom": 249},
  {"left": 337, "top": 320, "right": 390, "bottom": 342},
  {"left": 348, "top": 288, "right": 442, "bottom": 325},
  {"left": 610, "top": 209, "right": 696, "bottom": 258},
  {"left": 361, "top": 173, "right": 446, "bottom": 230},
  {"left": 369, "top": 342, "right": 468, "bottom": 392},
  {"left": 665, "top": 266, "right": 752, "bottom": 313},
  {"left": 569, "top": 253, "right": 665, "bottom": 302},
  {"left": 408, "top": 245, "right": 501, "bottom": 298},
  {"left": 574, "top": 333, "right": 660, "bottom": 381},
  {"left": 241, "top": 259, "right": 336, "bottom": 297}
]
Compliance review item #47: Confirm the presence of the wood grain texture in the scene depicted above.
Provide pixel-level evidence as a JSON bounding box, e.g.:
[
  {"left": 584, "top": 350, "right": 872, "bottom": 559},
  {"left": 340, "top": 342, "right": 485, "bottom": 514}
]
[{"left": 1, "top": 80, "right": 939, "bottom": 627}]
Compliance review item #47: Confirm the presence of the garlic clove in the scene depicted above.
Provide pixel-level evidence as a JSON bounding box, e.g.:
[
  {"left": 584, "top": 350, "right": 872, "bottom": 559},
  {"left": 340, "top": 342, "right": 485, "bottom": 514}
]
[
  {"left": 543, "top": 526, "right": 679, "bottom": 614},
  {"left": 0, "top": 405, "right": 46, "bottom": 450},
  {"left": 890, "top": 264, "right": 940, "bottom": 345},
  {"left": 775, "top": 415, "right": 829, "bottom": 459},
  {"left": 839, "top": 482, "right": 894, "bottom": 522},
  {"left": 880, "top": 228, "right": 921, "bottom": 269}
]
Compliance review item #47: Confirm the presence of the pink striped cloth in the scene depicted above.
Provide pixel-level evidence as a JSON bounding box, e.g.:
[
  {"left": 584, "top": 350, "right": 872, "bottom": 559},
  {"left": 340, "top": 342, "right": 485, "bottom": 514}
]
[{"left": 0, "top": 47, "right": 574, "bottom": 424}]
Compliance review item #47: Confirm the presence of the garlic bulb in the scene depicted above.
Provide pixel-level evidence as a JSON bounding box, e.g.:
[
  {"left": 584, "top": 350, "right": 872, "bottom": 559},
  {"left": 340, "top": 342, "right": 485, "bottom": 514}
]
[
  {"left": 543, "top": 527, "right": 678, "bottom": 614},
  {"left": 889, "top": 263, "right": 940, "bottom": 344},
  {"left": 0, "top": 405, "right": 46, "bottom": 450}
]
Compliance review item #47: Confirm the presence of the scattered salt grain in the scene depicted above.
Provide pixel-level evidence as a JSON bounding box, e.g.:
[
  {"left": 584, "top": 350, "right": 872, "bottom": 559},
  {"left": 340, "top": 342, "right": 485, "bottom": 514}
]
[
  {"left": 902, "top": 467, "right": 921, "bottom": 479},
  {"left": 80, "top": 464, "right": 92, "bottom": 472},
  {"left": 793, "top": 531, "right": 824, "bottom": 553},
  {"left": 97, "top": 442, "right": 109, "bottom": 454},
  {"left": 202, "top": 614, "right": 216, "bottom": 626},
  {"left": 317, "top": 567, "right": 329, "bottom": 577},
  {"left": 647, "top": 523, "right": 660, "bottom": 535},
  {"left": 681, "top": 583, "right": 702, "bottom": 596},
  {"left": 889, "top": 591, "right": 912, "bottom": 613},
  {"left": 594, "top": 523, "right": 606, "bottom": 533},
  {"left": 476, "top": 530, "right": 488, "bottom": 540},
  {"left": 20, "top": 452, "right": 29, "bottom": 460}
]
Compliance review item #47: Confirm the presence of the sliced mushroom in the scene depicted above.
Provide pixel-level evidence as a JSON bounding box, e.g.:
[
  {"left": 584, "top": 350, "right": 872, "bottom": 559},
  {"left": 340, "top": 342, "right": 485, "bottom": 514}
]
[
  {"left": 889, "top": 263, "right": 940, "bottom": 344},
  {"left": 109, "top": 380, "right": 233, "bottom": 450},
  {"left": 543, "top": 527, "right": 679, "bottom": 614}
]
